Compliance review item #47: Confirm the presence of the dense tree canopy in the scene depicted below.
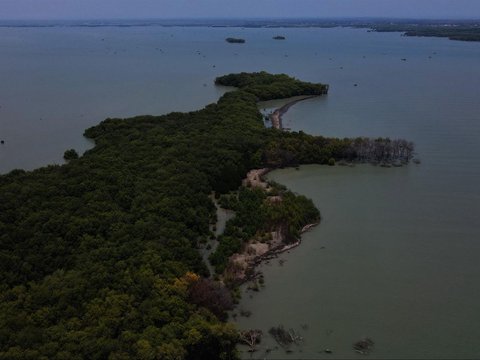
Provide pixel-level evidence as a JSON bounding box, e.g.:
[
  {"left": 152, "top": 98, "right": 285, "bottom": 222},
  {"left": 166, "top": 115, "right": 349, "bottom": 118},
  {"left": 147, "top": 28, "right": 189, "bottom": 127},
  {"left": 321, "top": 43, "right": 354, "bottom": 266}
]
[
  {"left": 211, "top": 185, "right": 320, "bottom": 275},
  {"left": 358, "top": 23, "right": 480, "bottom": 42},
  {"left": 215, "top": 71, "right": 328, "bottom": 101},
  {"left": 0, "top": 72, "right": 412, "bottom": 359}
]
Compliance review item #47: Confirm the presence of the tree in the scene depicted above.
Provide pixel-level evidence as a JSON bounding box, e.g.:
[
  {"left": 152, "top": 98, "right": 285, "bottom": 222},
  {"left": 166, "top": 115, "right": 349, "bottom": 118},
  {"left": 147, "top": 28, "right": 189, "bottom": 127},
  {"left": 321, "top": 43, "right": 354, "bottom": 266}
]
[
  {"left": 63, "top": 149, "right": 79, "bottom": 161},
  {"left": 239, "top": 329, "right": 262, "bottom": 352},
  {"left": 188, "top": 278, "right": 234, "bottom": 320}
]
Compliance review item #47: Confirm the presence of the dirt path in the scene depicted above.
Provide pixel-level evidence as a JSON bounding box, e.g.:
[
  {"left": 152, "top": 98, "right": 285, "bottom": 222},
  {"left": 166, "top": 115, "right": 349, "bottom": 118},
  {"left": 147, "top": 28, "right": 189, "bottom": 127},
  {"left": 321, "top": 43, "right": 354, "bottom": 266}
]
[{"left": 269, "top": 95, "right": 318, "bottom": 129}]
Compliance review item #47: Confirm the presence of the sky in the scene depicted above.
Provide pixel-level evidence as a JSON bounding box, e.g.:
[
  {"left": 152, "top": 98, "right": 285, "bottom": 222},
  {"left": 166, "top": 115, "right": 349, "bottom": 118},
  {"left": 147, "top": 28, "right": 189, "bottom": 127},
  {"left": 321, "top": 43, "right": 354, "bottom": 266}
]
[{"left": 1, "top": 0, "right": 480, "bottom": 20}]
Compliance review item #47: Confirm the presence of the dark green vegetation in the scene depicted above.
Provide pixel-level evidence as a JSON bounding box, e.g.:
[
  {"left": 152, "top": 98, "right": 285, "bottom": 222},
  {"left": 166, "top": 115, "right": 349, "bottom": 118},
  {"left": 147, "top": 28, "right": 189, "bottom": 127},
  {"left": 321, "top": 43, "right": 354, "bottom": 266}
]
[
  {"left": 211, "top": 185, "right": 319, "bottom": 275},
  {"left": 0, "top": 72, "right": 325, "bottom": 359},
  {"left": 261, "top": 131, "right": 414, "bottom": 167},
  {"left": 0, "top": 72, "right": 411, "bottom": 359},
  {"left": 360, "top": 23, "right": 480, "bottom": 42},
  {"left": 63, "top": 149, "right": 79, "bottom": 161},
  {"left": 225, "top": 37, "right": 245, "bottom": 44},
  {"left": 215, "top": 72, "right": 328, "bottom": 101}
]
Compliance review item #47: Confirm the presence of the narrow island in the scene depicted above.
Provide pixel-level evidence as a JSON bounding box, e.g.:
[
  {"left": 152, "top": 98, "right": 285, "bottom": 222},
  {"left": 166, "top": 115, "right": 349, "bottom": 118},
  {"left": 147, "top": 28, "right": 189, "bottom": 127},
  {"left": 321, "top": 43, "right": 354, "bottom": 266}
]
[
  {"left": 356, "top": 21, "right": 480, "bottom": 42},
  {"left": 0, "top": 71, "right": 414, "bottom": 359},
  {"left": 268, "top": 95, "right": 322, "bottom": 129},
  {"left": 226, "top": 37, "right": 246, "bottom": 43},
  {"left": 272, "top": 35, "right": 286, "bottom": 40}
]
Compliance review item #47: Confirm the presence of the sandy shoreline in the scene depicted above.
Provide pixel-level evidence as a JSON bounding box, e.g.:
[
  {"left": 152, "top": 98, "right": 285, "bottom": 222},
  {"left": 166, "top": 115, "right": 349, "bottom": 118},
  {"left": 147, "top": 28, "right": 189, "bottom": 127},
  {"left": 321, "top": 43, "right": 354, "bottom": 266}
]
[
  {"left": 217, "top": 97, "right": 323, "bottom": 283},
  {"left": 226, "top": 167, "right": 319, "bottom": 284},
  {"left": 269, "top": 95, "right": 319, "bottom": 130}
]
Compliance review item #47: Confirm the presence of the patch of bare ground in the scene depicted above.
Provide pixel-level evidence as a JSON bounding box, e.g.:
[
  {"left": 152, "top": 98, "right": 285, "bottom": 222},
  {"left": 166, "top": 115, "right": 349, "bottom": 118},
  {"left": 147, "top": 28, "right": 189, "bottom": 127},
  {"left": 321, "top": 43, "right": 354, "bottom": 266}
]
[
  {"left": 224, "top": 168, "right": 319, "bottom": 284},
  {"left": 269, "top": 95, "right": 319, "bottom": 130}
]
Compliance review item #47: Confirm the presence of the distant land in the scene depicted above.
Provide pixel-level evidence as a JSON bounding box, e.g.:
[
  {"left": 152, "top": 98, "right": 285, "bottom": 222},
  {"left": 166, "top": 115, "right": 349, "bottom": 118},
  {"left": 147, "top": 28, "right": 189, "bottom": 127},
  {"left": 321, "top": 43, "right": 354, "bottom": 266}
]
[
  {"left": 1, "top": 18, "right": 479, "bottom": 42},
  {"left": 225, "top": 37, "right": 246, "bottom": 43}
]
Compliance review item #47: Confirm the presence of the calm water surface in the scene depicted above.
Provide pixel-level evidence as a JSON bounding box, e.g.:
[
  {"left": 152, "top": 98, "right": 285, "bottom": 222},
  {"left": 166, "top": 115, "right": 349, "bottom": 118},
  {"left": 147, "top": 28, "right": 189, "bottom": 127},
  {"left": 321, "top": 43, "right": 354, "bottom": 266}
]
[
  {"left": 235, "top": 29, "right": 480, "bottom": 359},
  {"left": 1, "top": 24, "right": 479, "bottom": 358}
]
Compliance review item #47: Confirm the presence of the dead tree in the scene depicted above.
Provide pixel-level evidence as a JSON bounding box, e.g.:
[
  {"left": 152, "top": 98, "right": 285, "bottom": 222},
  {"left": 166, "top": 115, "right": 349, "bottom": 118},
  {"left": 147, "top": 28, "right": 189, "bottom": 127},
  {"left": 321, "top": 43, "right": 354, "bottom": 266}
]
[
  {"left": 269, "top": 325, "right": 303, "bottom": 348},
  {"left": 239, "top": 329, "right": 263, "bottom": 352},
  {"left": 353, "top": 337, "right": 375, "bottom": 355}
]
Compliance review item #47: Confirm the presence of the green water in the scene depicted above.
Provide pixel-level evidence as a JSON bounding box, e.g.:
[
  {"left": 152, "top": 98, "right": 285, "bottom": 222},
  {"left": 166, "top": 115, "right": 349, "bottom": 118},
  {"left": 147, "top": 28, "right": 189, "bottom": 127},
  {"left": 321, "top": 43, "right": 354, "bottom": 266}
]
[
  {"left": 235, "top": 164, "right": 480, "bottom": 358},
  {"left": 3, "top": 25, "right": 479, "bottom": 174},
  {"left": 233, "top": 27, "right": 480, "bottom": 359},
  {"left": 1, "top": 22, "right": 479, "bottom": 358}
]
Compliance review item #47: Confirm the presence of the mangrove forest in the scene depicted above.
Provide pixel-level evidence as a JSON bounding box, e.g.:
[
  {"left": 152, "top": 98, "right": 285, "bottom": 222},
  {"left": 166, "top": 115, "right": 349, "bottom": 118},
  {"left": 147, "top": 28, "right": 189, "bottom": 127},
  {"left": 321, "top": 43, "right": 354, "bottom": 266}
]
[{"left": 0, "top": 72, "right": 413, "bottom": 359}]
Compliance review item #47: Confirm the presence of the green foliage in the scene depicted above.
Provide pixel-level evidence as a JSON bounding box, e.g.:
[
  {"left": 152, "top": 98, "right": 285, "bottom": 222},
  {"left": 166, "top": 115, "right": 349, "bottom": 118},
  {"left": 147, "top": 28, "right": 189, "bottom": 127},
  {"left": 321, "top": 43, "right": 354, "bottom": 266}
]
[
  {"left": 210, "top": 188, "right": 267, "bottom": 273},
  {"left": 218, "top": 193, "right": 239, "bottom": 210},
  {"left": 362, "top": 23, "right": 480, "bottom": 42},
  {"left": 0, "top": 71, "right": 377, "bottom": 358},
  {"left": 215, "top": 71, "right": 328, "bottom": 101},
  {"left": 210, "top": 186, "right": 320, "bottom": 274},
  {"left": 261, "top": 130, "right": 351, "bottom": 166},
  {"left": 63, "top": 149, "right": 79, "bottom": 161},
  {"left": 0, "top": 76, "right": 270, "bottom": 358}
]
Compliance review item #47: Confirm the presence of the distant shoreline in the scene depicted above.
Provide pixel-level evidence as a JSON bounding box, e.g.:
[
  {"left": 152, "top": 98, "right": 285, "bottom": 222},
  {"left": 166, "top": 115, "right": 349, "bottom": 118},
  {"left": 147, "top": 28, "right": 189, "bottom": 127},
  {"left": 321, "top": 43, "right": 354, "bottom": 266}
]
[{"left": 2, "top": 18, "right": 479, "bottom": 42}]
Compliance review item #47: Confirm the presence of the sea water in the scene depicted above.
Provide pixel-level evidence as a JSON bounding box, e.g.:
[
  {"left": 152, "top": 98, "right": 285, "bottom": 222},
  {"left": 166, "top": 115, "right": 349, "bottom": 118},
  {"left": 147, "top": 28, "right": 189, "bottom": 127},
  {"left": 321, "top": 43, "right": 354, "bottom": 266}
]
[{"left": 1, "top": 22, "right": 479, "bottom": 359}]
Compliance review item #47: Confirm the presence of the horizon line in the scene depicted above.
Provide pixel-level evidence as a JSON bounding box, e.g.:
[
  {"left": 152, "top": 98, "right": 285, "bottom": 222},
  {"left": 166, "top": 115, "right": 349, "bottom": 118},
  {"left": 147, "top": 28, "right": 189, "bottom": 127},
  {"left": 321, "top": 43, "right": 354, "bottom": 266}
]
[{"left": 1, "top": 16, "right": 480, "bottom": 21}]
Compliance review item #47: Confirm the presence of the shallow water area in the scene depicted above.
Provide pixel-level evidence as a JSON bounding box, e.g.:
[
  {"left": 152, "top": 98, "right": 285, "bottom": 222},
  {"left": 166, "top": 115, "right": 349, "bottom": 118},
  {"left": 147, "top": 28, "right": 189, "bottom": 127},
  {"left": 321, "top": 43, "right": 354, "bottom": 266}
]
[
  {"left": 1, "top": 22, "right": 480, "bottom": 359},
  {"left": 233, "top": 27, "right": 480, "bottom": 359},
  {"left": 235, "top": 164, "right": 480, "bottom": 359}
]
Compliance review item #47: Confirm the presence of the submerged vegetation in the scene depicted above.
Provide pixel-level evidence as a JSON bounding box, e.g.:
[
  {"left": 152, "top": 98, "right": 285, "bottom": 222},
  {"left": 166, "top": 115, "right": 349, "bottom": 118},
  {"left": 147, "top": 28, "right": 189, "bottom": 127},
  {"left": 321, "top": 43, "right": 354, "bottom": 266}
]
[
  {"left": 0, "top": 71, "right": 413, "bottom": 359},
  {"left": 268, "top": 325, "right": 303, "bottom": 348},
  {"left": 353, "top": 338, "right": 375, "bottom": 355}
]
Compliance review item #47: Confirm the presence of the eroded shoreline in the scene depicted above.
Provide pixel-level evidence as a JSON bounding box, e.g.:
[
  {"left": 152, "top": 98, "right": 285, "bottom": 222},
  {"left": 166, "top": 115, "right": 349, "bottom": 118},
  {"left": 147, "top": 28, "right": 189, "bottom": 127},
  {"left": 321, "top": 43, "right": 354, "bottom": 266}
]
[
  {"left": 225, "top": 167, "right": 320, "bottom": 284},
  {"left": 269, "top": 95, "right": 319, "bottom": 130},
  {"left": 213, "top": 97, "right": 323, "bottom": 284}
]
